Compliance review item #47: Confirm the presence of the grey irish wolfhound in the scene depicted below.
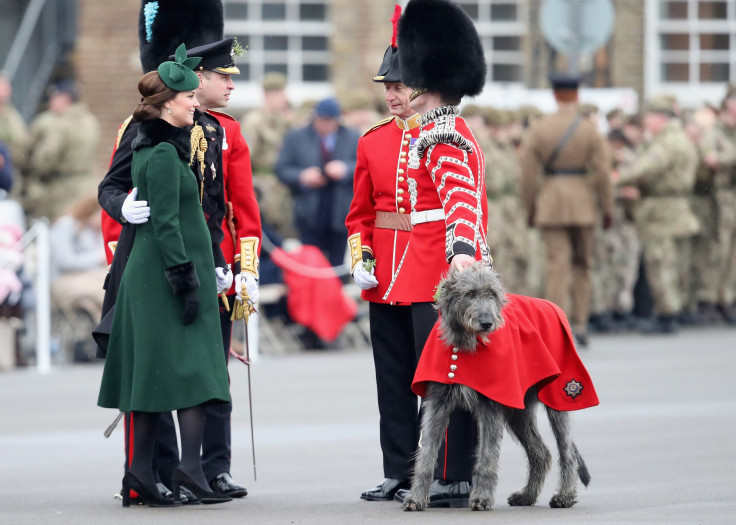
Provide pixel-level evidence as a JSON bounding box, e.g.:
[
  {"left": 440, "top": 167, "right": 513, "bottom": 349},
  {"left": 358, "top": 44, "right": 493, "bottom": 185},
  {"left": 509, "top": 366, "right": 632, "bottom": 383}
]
[{"left": 403, "top": 263, "right": 591, "bottom": 511}]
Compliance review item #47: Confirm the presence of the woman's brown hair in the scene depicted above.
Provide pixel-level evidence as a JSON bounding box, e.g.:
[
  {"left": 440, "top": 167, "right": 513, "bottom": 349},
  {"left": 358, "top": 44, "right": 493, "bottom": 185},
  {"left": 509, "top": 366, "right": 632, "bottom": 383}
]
[{"left": 133, "top": 71, "right": 177, "bottom": 121}]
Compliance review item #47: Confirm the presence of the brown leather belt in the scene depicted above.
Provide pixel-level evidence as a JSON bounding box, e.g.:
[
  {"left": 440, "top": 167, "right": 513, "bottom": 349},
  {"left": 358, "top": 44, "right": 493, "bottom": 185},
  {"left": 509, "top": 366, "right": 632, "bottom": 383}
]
[{"left": 375, "top": 211, "right": 412, "bottom": 231}]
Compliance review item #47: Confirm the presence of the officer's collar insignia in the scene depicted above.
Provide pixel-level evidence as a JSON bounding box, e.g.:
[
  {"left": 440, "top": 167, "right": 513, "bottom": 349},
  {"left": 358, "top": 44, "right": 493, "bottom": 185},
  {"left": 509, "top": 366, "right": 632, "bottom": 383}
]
[
  {"left": 564, "top": 379, "right": 583, "bottom": 399},
  {"left": 205, "top": 124, "right": 216, "bottom": 133}
]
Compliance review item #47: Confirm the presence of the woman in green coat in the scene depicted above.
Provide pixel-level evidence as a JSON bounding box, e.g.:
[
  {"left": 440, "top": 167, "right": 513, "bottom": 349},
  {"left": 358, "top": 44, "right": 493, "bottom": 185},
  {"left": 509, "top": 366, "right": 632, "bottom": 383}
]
[{"left": 98, "top": 45, "right": 231, "bottom": 507}]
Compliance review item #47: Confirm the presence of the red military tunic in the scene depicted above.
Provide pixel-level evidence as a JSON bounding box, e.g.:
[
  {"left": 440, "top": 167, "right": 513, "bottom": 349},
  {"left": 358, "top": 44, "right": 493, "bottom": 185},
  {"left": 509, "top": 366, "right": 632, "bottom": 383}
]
[
  {"left": 345, "top": 114, "right": 421, "bottom": 304},
  {"left": 384, "top": 105, "right": 490, "bottom": 303},
  {"left": 210, "top": 110, "right": 262, "bottom": 293},
  {"left": 413, "top": 294, "right": 599, "bottom": 412}
]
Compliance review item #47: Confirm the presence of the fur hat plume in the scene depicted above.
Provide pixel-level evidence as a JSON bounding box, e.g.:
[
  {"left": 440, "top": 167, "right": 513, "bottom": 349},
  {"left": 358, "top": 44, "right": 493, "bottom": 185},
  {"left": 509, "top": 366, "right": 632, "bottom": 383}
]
[
  {"left": 398, "top": 0, "right": 486, "bottom": 101},
  {"left": 139, "top": 0, "right": 224, "bottom": 73}
]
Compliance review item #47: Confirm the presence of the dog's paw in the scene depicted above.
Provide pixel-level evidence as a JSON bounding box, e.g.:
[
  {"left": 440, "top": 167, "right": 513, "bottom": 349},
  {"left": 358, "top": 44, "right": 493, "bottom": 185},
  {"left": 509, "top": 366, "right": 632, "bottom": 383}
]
[
  {"left": 469, "top": 489, "right": 493, "bottom": 511},
  {"left": 402, "top": 495, "right": 426, "bottom": 512},
  {"left": 469, "top": 497, "right": 493, "bottom": 511},
  {"left": 508, "top": 491, "right": 537, "bottom": 506},
  {"left": 549, "top": 492, "right": 578, "bottom": 508}
]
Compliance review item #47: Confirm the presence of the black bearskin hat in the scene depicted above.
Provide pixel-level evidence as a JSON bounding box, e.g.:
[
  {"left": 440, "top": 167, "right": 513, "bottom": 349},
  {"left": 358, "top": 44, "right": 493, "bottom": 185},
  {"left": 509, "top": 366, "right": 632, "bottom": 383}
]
[
  {"left": 398, "top": 0, "right": 486, "bottom": 101},
  {"left": 139, "top": 0, "right": 224, "bottom": 73}
]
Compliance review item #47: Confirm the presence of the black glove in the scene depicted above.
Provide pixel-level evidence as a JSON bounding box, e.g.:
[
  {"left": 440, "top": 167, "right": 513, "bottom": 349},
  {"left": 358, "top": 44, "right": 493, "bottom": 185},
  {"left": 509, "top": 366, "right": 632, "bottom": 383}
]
[
  {"left": 165, "top": 261, "right": 201, "bottom": 325},
  {"left": 181, "top": 290, "right": 199, "bottom": 325}
]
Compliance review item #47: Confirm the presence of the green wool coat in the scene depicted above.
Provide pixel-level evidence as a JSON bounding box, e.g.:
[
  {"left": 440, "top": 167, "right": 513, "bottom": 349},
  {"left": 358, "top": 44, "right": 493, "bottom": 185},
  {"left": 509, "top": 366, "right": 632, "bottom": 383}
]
[{"left": 98, "top": 118, "right": 230, "bottom": 412}]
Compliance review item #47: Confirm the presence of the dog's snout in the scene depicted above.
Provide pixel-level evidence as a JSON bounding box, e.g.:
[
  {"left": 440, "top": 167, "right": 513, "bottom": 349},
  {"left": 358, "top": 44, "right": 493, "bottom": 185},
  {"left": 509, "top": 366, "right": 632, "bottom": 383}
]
[{"left": 480, "top": 321, "right": 494, "bottom": 331}]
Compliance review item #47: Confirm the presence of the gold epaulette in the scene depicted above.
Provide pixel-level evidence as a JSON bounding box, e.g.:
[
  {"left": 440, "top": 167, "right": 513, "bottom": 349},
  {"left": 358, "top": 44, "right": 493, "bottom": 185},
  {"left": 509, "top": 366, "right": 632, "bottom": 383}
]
[
  {"left": 115, "top": 115, "right": 134, "bottom": 150},
  {"left": 363, "top": 116, "right": 396, "bottom": 137}
]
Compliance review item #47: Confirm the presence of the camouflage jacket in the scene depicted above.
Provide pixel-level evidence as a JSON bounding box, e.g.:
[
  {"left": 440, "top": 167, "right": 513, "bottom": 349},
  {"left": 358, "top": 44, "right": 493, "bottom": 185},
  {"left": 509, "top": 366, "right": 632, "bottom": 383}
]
[
  {"left": 699, "top": 120, "right": 736, "bottom": 189},
  {"left": 618, "top": 120, "right": 699, "bottom": 238}
]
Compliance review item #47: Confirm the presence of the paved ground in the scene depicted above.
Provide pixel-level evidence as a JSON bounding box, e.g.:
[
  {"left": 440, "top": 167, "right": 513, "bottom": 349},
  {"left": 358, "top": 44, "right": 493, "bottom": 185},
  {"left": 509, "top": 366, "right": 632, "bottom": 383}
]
[{"left": 1, "top": 326, "right": 735, "bottom": 524}]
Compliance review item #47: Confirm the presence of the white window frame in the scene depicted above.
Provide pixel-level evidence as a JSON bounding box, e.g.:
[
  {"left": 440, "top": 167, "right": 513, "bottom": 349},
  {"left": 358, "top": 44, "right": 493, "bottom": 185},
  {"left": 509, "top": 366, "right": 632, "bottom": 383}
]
[
  {"left": 645, "top": 0, "right": 736, "bottom": 107},
  {"left": 225, "top": 0, "right": 333, "bottom": 109},
  {"left": 457, "top": 0, "right": 527, "bottom": 86}
]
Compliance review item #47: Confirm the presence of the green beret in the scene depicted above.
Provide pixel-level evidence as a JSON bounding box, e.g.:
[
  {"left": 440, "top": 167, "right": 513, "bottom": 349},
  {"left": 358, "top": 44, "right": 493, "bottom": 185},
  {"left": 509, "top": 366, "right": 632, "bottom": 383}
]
[
  {"left": 579, "top": 103, "right": 599, "bottom": 116},
  {"left": 262, "top": 71, "right": 287, "bottom": 91},
  {"left": 484, "top": 106, "right": 506, "bottom": 126},
  {"left": 157, "top": 43, "right": 202, "bottom": 92},
  {"left": 461, "top": 104, "right": 484, "bottom": 119},
  {"left": 643, "top": 95, "right": 676, "bottom": 116}
]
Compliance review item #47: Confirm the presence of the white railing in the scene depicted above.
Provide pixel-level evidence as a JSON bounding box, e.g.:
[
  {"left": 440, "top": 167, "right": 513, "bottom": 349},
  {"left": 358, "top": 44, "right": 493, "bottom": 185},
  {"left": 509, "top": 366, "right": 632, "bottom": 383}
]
[{"left": 20, "top": 219, "right": 51, "bottom": 374}]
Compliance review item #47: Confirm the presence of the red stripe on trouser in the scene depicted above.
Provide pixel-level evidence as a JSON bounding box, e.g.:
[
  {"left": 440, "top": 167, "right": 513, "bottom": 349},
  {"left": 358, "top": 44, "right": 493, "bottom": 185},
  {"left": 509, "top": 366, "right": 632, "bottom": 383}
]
[
  {"left": 443, "top": 428, "right": 448, "bottom": 479},
  {"left": 126, "top": 413, "right": 139, "bottom": 499}
]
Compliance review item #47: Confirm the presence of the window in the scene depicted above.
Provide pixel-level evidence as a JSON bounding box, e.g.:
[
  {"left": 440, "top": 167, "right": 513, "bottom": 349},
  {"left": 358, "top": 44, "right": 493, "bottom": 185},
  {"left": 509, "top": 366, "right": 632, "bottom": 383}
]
[
  {"left": 224, "top": 0, "right": 331, "bottom": 84},
  {"left": 646, "top": 0, "right": 735, "bottom": 104},
  {"left": 457, "top": 0, "right": 525, "bottom": 85}
]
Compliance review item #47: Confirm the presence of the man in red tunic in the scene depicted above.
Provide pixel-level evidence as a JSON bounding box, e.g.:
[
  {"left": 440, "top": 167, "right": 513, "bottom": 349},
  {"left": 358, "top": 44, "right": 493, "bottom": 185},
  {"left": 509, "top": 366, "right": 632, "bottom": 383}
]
[
  {"left": 378, "top": 0, "right": 490, "bottom": 507},
  {"left": 345, "top": 5, "right": 426, "bottom": 502}
]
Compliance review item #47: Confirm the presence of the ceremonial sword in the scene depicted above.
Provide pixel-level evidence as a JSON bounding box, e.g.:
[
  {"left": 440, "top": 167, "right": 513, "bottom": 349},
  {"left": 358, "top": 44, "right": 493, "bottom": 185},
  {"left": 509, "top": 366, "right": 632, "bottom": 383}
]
[{"left": 227, "top": 203, "right": 258, "bottom": 481}]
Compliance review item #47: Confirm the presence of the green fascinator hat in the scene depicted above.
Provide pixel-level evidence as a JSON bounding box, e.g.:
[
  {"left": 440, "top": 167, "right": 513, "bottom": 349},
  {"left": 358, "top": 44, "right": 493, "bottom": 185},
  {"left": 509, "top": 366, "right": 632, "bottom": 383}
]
[{"left": 157, "top": 43, "right": 202, "bottom": 91}]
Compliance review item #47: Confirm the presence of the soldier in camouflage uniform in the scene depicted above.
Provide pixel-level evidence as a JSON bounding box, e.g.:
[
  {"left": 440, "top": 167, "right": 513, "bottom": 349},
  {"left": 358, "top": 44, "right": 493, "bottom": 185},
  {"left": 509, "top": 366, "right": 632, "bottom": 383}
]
[
  {"left": 602, "top": 127, "right": 642, "bottom": 328},
  {"left": 0, "top": 74, "right": 28, "bottom": 192},
  {"left": 21, "top": 80, "right": 100, "bottom": 220},
  {"left": 240, "top": 72, "right": 296, "bottom": 238},
  {"left": 480, "top": 106, "right": 536, "bottom": 296},
  {"left": 617, "top": 97, "right": 700, "bottom": 334},
  {"left": 582, "top": 102, "right": 619, "bottom": 331},
  {"left": 698, "top": 88, "right": 736, "bottom": 324}
]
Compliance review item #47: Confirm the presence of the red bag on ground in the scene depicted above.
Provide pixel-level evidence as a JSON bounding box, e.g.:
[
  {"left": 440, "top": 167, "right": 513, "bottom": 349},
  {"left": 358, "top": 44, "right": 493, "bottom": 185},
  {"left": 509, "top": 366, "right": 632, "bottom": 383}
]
[{"left": 270, "top": 245, "right": 358, "bottom": 342}]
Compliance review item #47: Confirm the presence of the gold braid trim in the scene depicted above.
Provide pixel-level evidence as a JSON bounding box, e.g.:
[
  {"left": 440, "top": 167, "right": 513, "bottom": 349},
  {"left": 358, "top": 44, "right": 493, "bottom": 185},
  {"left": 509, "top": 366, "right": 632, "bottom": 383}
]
[
  {"left": 115, "top": 116, "right": 133, "bottom": 150},
  {"left": 189, "top": 124, "right": 208, "bottom": 203}
]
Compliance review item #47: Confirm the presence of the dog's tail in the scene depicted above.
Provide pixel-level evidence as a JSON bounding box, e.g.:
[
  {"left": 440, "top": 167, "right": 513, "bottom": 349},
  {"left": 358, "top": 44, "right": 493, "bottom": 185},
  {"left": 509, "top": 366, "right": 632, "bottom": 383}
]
[{"left": 573, "top": 443, "right": 591, "bottom": 487}]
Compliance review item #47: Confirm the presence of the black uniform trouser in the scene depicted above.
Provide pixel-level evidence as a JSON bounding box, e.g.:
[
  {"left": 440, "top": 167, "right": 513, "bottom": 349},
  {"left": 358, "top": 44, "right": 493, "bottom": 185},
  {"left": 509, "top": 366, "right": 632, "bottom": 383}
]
[
  {"left": 201, "top": 294, "right": 235, "bottom": 481},
  {"left": 369, "top": 302, "right": 477, "bottom": 482},
  {"left": 124, "top": 295, "right": 236, "bottom": 488}
]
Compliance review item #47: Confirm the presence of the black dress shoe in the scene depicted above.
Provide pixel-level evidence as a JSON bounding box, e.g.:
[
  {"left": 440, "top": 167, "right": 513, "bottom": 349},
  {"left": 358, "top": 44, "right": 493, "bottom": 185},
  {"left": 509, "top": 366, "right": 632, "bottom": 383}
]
[
  {"left": 172, "top": 468, "right": 232, "bottom": 504},
  {"left": 360, "top": 478, "right": 409, "bottom": 501},
  {"left": 210, "top": 472, "right": 248, "bottom": 498},
  {"left": 394, "top": 480, "right": 471, "bottom": 508}
]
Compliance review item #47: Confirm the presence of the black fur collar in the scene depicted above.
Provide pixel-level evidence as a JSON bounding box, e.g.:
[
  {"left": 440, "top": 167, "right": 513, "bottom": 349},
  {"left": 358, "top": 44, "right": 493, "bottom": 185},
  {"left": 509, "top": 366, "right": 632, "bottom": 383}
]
[{"left": 132, "top": 118, "right": 190, "bottom": 161}]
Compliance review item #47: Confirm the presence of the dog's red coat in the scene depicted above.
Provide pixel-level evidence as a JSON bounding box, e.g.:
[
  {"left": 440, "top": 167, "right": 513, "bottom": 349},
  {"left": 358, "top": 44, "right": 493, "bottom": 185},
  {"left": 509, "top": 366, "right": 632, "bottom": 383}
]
[{"left": 413, "top": 293, "right": 599, "bottom": 411}]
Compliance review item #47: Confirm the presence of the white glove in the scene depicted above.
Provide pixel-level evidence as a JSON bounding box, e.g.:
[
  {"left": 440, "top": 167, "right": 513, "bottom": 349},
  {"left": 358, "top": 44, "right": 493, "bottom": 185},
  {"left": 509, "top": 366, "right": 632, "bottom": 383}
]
[
  {"left": 215, "top": 267, "right": 233, "bottom": 294},
  {"left": 235, "top": 272, "right": 259, "bottom": 305},
  {"left": 121, "top": 187, "right": 150, "bottom": 224},
  {"left": 353, "top": 264, "right": 379, "bottom": 290}
]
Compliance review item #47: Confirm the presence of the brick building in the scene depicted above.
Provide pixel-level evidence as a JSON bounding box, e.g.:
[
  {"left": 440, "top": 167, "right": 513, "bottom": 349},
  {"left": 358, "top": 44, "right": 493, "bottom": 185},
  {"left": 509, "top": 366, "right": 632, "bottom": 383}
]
[{"left": 4, "top": 0, "right": 735, "bottom": 174}]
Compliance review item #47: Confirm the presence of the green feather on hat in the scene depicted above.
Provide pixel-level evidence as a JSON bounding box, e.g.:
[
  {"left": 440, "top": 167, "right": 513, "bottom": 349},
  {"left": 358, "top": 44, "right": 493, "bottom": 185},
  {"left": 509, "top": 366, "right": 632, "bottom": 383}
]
[{"left": 157, "top": 44, "right": 202, "bottom": 91}]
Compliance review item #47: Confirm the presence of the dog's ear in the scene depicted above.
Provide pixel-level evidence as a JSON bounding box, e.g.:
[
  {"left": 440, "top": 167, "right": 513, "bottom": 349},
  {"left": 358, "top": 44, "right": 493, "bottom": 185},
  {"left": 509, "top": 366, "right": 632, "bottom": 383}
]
[{"left": 436, "top": 270, "right": 456, "bottom": 312}]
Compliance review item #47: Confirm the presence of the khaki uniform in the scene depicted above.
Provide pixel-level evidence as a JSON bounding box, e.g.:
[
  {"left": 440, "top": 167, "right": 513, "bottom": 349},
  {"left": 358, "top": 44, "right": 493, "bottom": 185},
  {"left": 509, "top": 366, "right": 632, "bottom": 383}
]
[
  {"left": 521, "top": 108, "right": 613, "bottom": 334},
  {"left": 618, "top": 120, "right": 699, "bottom": 316},
  {"left": 240, "top": 107, "right": 296, "bottom": 238},
  {"left": 22, "top": 103, "right": 100, "bottom": 220},
  {"left": 698, "top": 120, "right": 736, "bottom": 307}
]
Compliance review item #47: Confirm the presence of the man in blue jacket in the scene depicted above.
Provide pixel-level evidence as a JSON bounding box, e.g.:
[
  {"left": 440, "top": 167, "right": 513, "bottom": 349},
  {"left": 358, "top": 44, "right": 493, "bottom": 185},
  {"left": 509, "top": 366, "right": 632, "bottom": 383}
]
[{"left": 275, "top": 98, "right": 360, "bottom": 268}]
